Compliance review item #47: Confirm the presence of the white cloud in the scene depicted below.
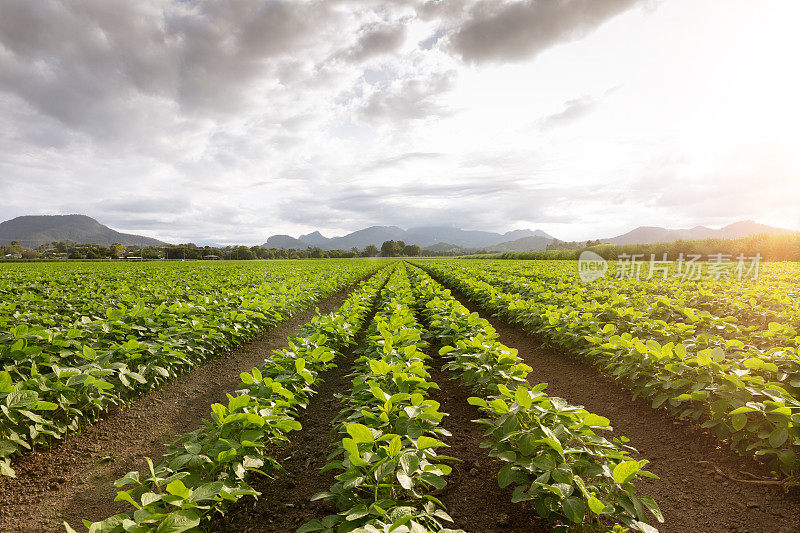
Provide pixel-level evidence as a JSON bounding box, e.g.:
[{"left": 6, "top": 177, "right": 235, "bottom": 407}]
[{"left": 0, "top": 0, "right": 798, "bottom": 244}]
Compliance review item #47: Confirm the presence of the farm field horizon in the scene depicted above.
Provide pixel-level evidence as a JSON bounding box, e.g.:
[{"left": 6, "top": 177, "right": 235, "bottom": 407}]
[{"left": 0, "top": 258, "right": 797, "bottom": 532}]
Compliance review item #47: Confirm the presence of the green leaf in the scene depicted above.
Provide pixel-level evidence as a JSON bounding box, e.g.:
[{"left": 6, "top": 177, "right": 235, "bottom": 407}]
[
  {"left": 0, "top": 440, "right": 19, "bottom": 458},
  {"left": 227, "top": 394, "right": 250, "bottom": 413},
  {"left": 0, "top": 459, "right": 16, "bottom": 477},
  {"left": 154, "top": 509, "right": 201, "bottom": 533},
  {"left": 416, "top": 436, "right": 445, "bottom": 450},
  {"left": 769, "top": 427, "right": 788, "bottom": 448},
  {"left": 346, "top": 423, "right": 374, "bottom": 444},
  {"left": 166, "top": 480, "right": 191, "bottom": 499},
  {"left": 114, "top": 490, "right": 141, "bottom": 510},
  {"left": 587, "top": 496, "right": 607, "bottom": 514},
  {"left": 515, "top": 387, "right": 532, "bottom": 409},
  {"left": 33, "top": 401, "right": 58, "bottom": 411},
  {"left": 467, "top": 397, "right": 487, "bottom": 407},
  {"left": 562, "top": 496, "right": 586, "bottom": 523},
  {"left": 583, "top": 413, "right": 610, "bottom": 428},
  {"left": 731, "top": 413, "right": 748, "bottom": 431},
  {"left": 0, "top": 371, "right": 13, "bottom": 393},
  {"left": 81, "top": 345, "right": 97, "bottom": 360},
  {"left": 613, "top": 461, "right": 642, "bottom": 484},
  {"left": 388, "top": 435, "right": 401, "bottom": 457},
  {"left": 13, "top": 324, "right": 29, "bottom": 339},
  {"left": 297, "top": 520, "right": 325, "bottom": 533}
]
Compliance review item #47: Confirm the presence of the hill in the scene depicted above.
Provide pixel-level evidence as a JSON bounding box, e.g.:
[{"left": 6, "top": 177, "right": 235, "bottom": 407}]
[
  {"left": 601, "top": 220, "right": 796, "bottom": 245},
  {"left": 486, "top": 235, "right": 553, "bottom": 252},
  {"left": 262, "top": 235, "right": 309, "bottom": 249},
  {"left": 264, "top": 225, "right": 553, "bottom": 251},
  {"left": 0, "top": 215, "right": 167, "bottom": 248}
]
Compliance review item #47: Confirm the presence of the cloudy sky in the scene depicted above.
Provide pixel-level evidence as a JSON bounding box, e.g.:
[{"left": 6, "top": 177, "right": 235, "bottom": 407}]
[{"left": 1, "top": 0, "right": 798, "bottom": 244}]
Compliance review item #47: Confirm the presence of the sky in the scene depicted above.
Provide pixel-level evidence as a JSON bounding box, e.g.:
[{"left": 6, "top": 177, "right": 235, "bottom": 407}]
[{"left": 1, "top": 0, "right": 798, "bottom": 245}]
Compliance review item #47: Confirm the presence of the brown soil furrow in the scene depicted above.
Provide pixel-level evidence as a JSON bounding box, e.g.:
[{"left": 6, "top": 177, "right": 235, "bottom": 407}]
[
  {"left": 425, "top": 355, "right": 549, "bottom": 532},
  {"left": 441, "top": 286, "right": 800, "bottom": 533},
  {"left": 211, "top": 276, "right": 392, "bottom": 532},
  {"left": 0, "top": 284, "right": 359, "bottom": 533},
  {"left": 211, "top": 341, "right": 355, "bottom": 532}
]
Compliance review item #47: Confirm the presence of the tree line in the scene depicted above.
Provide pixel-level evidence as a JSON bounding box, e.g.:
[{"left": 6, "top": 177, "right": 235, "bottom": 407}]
[
  {"left": 2, "top": 240, "right": 430, "bottom": 260},
  {"left": 480, "top": 233, "right": 800, "bottom": 262}
]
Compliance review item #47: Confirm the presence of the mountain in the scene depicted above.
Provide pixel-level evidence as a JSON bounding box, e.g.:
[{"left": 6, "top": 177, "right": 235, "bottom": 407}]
[
  {"left": 715, "top": 220, "right": 796, "bottom": 239},
  {"left": 262, "top": 235, "right": 309, "bottom": 249},
  {"left": 601, "top": 220, "right": 796, "bottom": 245},
  {"left": 0, "top": 215, "right": 167, "bottom": 248},
  {"left": 264, "top": 225, "right": 554, "bottom": 251},
  {"left": 486, "top": 235, "right": 553, "bottom": 252},
  {"left": 321, "top": 226, "right": 408, "bottom": 250},
  {"left": 298, "top": 231, "right": 329, "bottom": 247},
  {"left": 404, "top": 226, "right": 552, "bottom": 248},
  {"left": 422, "top": 242, "right": 471, "bottom": 254}
]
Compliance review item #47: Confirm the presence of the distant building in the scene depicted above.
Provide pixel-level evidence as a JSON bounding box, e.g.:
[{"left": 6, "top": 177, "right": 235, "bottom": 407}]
[
  {"left": 123, "top": 256, "right": 143, "bottom": 261},
  {"left": 203, "top": 254, "right": 220, "bottom": 260},
  {"left": 2, "top": 253, "right": 22, "bottom": 259}
]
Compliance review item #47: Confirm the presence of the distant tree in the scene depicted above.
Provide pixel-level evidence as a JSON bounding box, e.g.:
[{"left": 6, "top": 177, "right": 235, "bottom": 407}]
[
  {"left": 364, "top": 244, "right": 379, "bottom": 257},
  {"left": 403, "top": 244, "right": 421, "bottom": 257},
  {"left": 110, "top": 242, "right": 124, "bottom": 258},
  {"left": 231, "top": 245, "right": 256, "bottom": 260},
  {"left": 9, "top": 240, "right": 22, "bottom": 254},
  {"left": 381, "top": 240, "right": 400, "bottom": 257},
  {"left": 21, "top": 248, "right": 39, "bottom": 259}
]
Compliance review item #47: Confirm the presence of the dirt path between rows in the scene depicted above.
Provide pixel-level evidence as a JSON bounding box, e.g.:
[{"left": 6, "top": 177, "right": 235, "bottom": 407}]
[
  {"left": 0, "top": 284, "right": 361, "bottom": 533},
  {"left": 215, "top": 306, "right": 547, "bottom": 532},
  {"left": 211, "top": 338, "right": 356, "bottom": 532},
  {"left": 425, "top": 355, "right": 548, "bottom": 532},
  {"left": 211, "top": 278, "right": 391, "bottom": 533},
  {"left": 439, "top": 285, "right": 799, "bottom": 533}
]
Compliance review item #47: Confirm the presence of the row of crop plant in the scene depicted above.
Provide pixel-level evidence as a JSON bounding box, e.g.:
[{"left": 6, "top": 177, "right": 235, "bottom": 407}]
[
  {"left": 406, "top": 264, "right": 663, "bottom": 532},
  {"left": 70, "top": 262, "right": 663, "bottom": 532},
  {"left": 412, "top": 260, "right": 799, "bottom": 475},
  {"left": 1, "top": 261, "right": 381, "bottom": 476},
  {"left": 67, "top": 264, "right": 394, "bottom": 532}
]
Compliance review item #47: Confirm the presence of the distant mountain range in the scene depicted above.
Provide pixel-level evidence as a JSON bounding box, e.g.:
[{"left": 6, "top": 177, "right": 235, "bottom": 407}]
[
  {"left": 1, "top": 215, "right": 794, "bottom": 252},
  {"left": 264, "top": 220, "right": 796, "bottom": 252},
  {"left": 263, "top": 225, "right": 555, "bottom": 251},
  {"left": 599, "top": 220, "right": 796, "bottom": 245},
  {"left": 0, "top": 215, "right": 166, "bottom": 248}
]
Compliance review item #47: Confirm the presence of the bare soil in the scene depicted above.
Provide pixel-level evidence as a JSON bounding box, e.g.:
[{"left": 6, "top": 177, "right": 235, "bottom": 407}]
[
  {"left": 214, "top": 335, "right": 548, "bottom": 532},
  {"left": 0, "top": 285, "right": 358, "bottom": 533},
  {"left": 443, "top": 285, "right": 800, "bottom": 533},
  {"left": 211, "top": 338, "right": 356, "bottom": 532},
  {"left": 425, "top": 356, "right": 549, "bottom": 532}
]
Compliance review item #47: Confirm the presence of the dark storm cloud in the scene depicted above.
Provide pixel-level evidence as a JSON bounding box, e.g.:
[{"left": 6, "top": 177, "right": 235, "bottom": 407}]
[
  {"left": 0, "top": 0, "right": 337, "bottom": 139},
  {"left": 446, "top": 0, "right": 644, "bottom": 64}
]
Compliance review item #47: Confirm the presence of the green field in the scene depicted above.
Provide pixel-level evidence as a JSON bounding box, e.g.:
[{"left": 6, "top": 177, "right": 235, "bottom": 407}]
[{"left": 1, "top": 259, "right": 797, "bottom": 532}]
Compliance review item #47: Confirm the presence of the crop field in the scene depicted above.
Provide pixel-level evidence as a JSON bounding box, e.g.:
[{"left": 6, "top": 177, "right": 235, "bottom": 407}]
[{"left": 0, "top": 259, "right": 798, "bottom": 533}]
